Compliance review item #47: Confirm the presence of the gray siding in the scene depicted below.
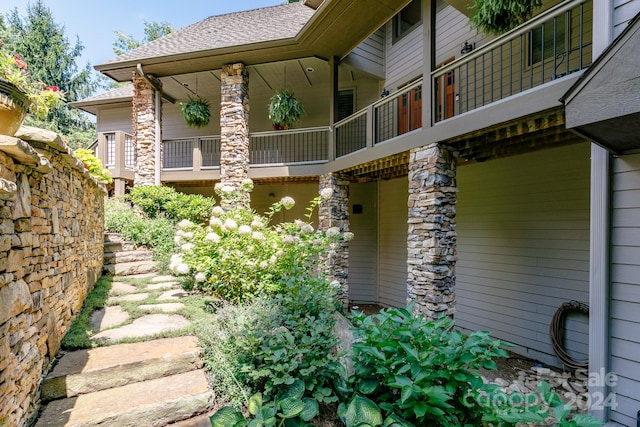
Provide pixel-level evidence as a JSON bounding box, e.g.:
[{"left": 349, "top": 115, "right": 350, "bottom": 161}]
[
  {"left": 456, "top": 143, "right": 591, "bottom": 367},
  {"left": 378, "top": 177, "right": 409, "bottom": 307},
  {"left": 435, "top": 3, "right": 493, "bottom": 66},
  {"left": 344, "top": 28, "right": 385, "bottom": 79},
  {"left": 610, "top": 153, "right": 640, "bottom": 427},
  {"left": 349, "top": 182, "right": 379, "bottom": 302},
  {"left": 384, "top": 20, "right": 423, "bottom": 89},
  {"left": 97, "top": 107, "right": 133, "bottom": 133},
  {"left": 614, "top": 0, "right": 640, "bottom": 37}
]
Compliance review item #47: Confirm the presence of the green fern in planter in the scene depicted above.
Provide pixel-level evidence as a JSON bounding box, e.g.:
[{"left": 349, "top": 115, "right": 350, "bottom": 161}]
[
  {"left": 268, "top": 89, "right": 305, "bottom": 130},
  {"left": 470, "top": 0, "right": 542, "bottom": 35},
  {"left": 180, "top": 96, "right": 211, "bottom": 128}
]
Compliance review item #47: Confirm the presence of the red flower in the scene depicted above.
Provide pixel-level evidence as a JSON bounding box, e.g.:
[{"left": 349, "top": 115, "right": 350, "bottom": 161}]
[
  {"left": 46, "top": 86, "right": 59, "bottom": 92},
  {"left": 13, "top": 54, "right": 27, "bottom": 70}
]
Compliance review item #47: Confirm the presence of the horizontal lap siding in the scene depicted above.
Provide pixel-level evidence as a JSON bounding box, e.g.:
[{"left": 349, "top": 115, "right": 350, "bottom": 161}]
[
  {"left": 385, "top": 22, "right": 423, "bottom": 89},
  {"left": 348, "top": 182, "right": 378, "bottom": 303},
  {"left": 345, "top": 29, "right": 385, "bottom": 78},
  {"left": 378, "top": 177, "right": 408, "bottom": 307},
  {"left": 455, "top": 143, "right": 590, "bottom": 367},
  {"left": 97, "top": 107, "right": 133, "bottom": 133},
  {"left": 614, "top": 0, "right": 640, "bottom": 37},
  {"left": 610, "top": 153, "right": 640, "bottom": 426}
]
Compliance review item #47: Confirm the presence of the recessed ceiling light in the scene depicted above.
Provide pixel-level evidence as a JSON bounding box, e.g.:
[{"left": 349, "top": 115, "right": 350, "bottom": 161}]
[
  {"left": 306, "top": 67, "right": 314, "bottom": 73},
  {"left": 183, "top": 83, "right": 189, "bottom": 87}
]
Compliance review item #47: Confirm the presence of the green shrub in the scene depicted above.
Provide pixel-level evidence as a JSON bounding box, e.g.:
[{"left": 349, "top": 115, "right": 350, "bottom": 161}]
[
  {"left": 74, "top": 148, "right": 112, "bottom": 183},
  {"left": 128, "top": 185, "right": 216, "bottom": 225},
  {"left": 104, "top": 197, "right": 176, "bottom": 258}
]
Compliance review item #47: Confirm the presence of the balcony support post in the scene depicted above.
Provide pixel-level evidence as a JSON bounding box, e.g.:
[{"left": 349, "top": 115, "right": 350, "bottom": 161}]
[
  {"left": 407, "top": 142, "right": 458, "bottom": 320},
  {"left": 318, "top": 172, "right": 350, "bottom": 307},
  {"left": 328, "top": 56, "right": 339, "bottom": 161},
  {"left": 132, "top": 72, "right": 161, "bottom": 186},
  {"left": 220, "top": 63, "right": 250, "bottom": 208}
]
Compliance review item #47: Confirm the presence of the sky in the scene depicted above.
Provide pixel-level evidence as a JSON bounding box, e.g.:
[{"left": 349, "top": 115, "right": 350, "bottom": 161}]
[{"left": 0, "top": 0, "right": 285, "bottom": 68}]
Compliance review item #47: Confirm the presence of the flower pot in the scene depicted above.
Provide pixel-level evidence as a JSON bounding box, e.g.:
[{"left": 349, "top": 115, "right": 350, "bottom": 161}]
[{"left": 0, "top": 79, "right": 29, "bottom": 137}]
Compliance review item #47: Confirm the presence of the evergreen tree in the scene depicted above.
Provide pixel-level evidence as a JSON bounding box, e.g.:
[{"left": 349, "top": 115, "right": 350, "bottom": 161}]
[{"left": 2, "top": 0, "right": 98, "bottom": 147}]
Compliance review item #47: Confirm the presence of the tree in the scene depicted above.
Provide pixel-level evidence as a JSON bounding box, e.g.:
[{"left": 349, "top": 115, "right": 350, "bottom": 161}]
[
  {"left": 3, "top": 0, "right": 99, "bottom": 147},
  {"left": 113, "top": 21, "right": 173, "bottom": 55}
]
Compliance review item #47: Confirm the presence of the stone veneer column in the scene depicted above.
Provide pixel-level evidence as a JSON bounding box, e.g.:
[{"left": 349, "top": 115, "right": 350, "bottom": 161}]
[
  {"left": 318, "top": 173, "right": 350, "bottom": 305},
  {"left": 132, "top": 73, "right": 159, "bottom": 186},
  {"left": 407, "top": 143, "right": 458, "bottom": 320},
  {"left": 220, "top": 63, "right": 250, "bottom": 208}
]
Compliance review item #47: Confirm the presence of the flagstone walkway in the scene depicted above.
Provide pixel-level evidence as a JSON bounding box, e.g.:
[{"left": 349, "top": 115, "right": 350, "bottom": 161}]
[{"left": 34, "top": 267, "right": 215, "bottom": 427}]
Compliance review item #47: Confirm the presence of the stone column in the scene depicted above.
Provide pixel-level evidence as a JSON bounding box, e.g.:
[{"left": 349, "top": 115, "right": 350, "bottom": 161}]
[
  {"left": 132, "top": 74, "right": 159, "bottom": 186},
  {"left": 407, "top": 143, "right": 458, "bottom": 320},
  {"left": 318, "top": 172, "right": 350, "bottom": 305},
  {"left": 220, "top": 63, "right": 250, "bottom": 208}
]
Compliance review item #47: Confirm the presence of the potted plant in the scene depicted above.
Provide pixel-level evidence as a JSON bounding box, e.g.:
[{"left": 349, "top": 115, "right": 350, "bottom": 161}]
[
  {"left": 470, "top": 0, "right": 542, "bottom": 35},
  {"left": 268, "top": 89, "right": 305, "bottom": 130},
  {"left": 0, "top": 40, "right": 65, "bottom": 136},
  {"left": 180, "top": 96, "right": 211, "bottom": 128}
]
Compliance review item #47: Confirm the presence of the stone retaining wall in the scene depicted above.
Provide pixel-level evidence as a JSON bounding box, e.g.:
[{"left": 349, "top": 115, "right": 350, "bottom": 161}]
[{"left": 0, "top": 127, "right": 105, "bottom": 427}]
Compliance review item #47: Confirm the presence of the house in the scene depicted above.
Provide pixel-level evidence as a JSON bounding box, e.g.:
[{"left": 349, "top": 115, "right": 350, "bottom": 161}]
[{"left": 72, "top": 0, "right": 640, "bottom": 424}]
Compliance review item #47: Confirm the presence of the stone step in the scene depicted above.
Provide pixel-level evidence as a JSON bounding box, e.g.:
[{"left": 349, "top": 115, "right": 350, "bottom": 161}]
[
  {"left": 103, "top": 249, "right": 153, "bottom": 265},
  {"left": 104, "top": 260, "right": 157, "bottom": 276},
  {"left": 41, "top": 336, "right": 203, "bottom": 401},
  {"left": 104, "top": 232, "right": 127, "bottom": 243},
  {"left": 103, "top": 240, "right": 136, "bottom": 253},
  {"left": 35, "top": 369, "right": 214, "bottom": 427}
]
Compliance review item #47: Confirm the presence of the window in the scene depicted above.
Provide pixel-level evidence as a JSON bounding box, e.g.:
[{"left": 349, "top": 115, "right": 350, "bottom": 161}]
[
  {"left": 529, "top": 14, "right": 568, "bottom": 66},
  {"left": 393, "top": 0, "right": 422, "bottom": 43},
  {"left": 337, "top": 89, "right": 355, "bottom": 121}
]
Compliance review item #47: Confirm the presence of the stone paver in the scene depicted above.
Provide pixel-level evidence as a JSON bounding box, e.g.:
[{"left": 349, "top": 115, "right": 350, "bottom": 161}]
[
  {"left": 146, "top": 281, "right": 180, "bottom": 291},
  {"left": 139, "top": 303, "right": 185, "bottom": 313},
  {"left": 35, "top": 369, "right": 213, "bottom": 427},
  {"left": 158, "top": 289, "right": 190, "bottom": 301},
  {"left": 91, "top": 314, "right": 191, "bottom": 342},
  {"left": 89, "top": 306, "right": 130, "bottom": 331},
  {"left": 151, "top": 275, "right": 179, "bottom": 283},
  {"left": 109, "top": 282, "right": 138, "bottom": 295},
  {"left": 108, "top": 293, "right": 150, "bottom": 303}
]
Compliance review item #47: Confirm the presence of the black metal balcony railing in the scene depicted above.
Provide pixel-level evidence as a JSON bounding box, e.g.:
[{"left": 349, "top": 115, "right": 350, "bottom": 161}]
[
  {"left": 161, "top": 127, "right": 330, "bottom": 171},
  {"left": 432, "top": 0, "right": 592, "bottom": 122}
]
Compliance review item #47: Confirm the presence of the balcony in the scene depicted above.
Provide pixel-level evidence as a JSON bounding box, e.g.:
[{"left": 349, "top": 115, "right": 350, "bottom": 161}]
[
  {"left": 432, "top": 0, "right": 592, "bottom": 122},
  {"left": 96, "top": 131, "right": 136, "bottom": 182}
]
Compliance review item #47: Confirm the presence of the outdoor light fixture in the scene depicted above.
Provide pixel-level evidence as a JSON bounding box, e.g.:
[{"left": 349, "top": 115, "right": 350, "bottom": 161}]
[
  {"left": 380, "top": 88, "right": 390, "bottom": 97},
  {"left": 461, "top": 41, "right": 474, "bottom": 55}
]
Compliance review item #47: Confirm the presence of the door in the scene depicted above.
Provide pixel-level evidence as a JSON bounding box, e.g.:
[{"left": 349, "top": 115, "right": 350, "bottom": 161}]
[
  {"left": 435, "top": 58, "right": 455, "bottom": 122},
  {"left": 398, "top": 85, "right": 422, "bottom": 135}
]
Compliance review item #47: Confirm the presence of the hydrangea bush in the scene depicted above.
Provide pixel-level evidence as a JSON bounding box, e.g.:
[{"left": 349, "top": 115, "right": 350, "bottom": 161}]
[{"left": 170, "top": 179, "right": 353, "bottom": 303}]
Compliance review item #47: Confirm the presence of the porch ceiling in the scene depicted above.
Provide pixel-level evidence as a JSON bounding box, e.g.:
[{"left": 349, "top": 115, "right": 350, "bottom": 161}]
[{"left": 96, "top": 0, "right": 410, "bottom": 82}]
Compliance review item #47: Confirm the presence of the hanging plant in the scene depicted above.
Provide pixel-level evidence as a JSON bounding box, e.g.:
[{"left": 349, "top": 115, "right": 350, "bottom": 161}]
[
  {"left": 268, "top": 89, "right": 305, "bottom": 130},
  {"left": 470, "top": 0, "right": 543, "bottom": 35},
  {"left": 180, "top": 96, "right": 211, "bottom": 128}
]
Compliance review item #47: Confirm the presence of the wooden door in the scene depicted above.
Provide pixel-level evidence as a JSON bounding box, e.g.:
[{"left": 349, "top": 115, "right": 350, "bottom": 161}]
[
  {"left": 436, "top": 58, "right": 456, "bottom": 122},
  {"left": 398, "top": 85, "right": 422, "bottom": 135}
]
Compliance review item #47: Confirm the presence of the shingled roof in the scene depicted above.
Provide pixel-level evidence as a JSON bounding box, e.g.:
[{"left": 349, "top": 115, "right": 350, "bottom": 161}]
[{"left": 102, "top": 3, "right": 314, "bottom": 67}]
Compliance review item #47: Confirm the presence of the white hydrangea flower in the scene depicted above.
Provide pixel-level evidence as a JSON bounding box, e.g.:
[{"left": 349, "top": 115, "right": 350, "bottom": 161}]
[
  {"left": 251, "top": 216, "right": 264, "bottom": 229},
  {"left": 326, "top": 227, "right": 341, "bottom": 237},
  {"left": 195, "top": 272, "right": 207, "bottom": 283},
  {"left": 343, "top": 232, "right": 354, "bottom": 242},
  {"left": 238, "top": 225, "right": 252, "bottom": 235},
  {"left": 177, "top": 219, "right": 194, "bottom": 230},
  {"left": 224, "top": 218, "right": 238, "bottom": 231},
  {"left": 280, "top": 196, "right": 295, "bottom": 210},
  {"left": 210, "top": 217, "right": 223, "bottom": 229},
  {"left": 269, "top": 255, "right": 277, "bottom": 264},
  {"left": 252, "top": 231, "right": 265, "bottom": 241},
  {"left": 169, "top": 254, "right": 183, "bottom": 271},
  {"left": 181, "top": 243, "right": 194, "bottom": 253},
  {"left": 241, "top": 178, "right": 254, "bottom": 191},
  {"left": 211, "top": 206, "right": 225, "bottom": 217},
  {"left": 301, "top": 224, "right": 314, "bottom": 234},
  {"left": 276, "top": 250, "right": 284, "bottom": 258},
  {"left": 329, "top": 280, "right": 342, "bottom": 289},
  {"left": 320, "top": 188, "right": 333, "bottom": 200},
  {"left": 176, "top": 263, "right": 190, "bottom": 274},
  {"left": 221, "top": 185, "right": 235, "bottom": 194},
  {"left": 175, "top": 229, "right": 185, "bottom": 237},
  {"left": 174, "top": 235, "right": 184, "bottom": 245},
  {"left": 295, "top": 219, "right": 305, "bottom": 228},
  {"left": 259, "top": 261, "right": 269, "bottom": 269},
  {"left": 182, "top": 231, "right": 194, "bottom": 241},
  {"left": 283, "top": 235, "right": 295, "bottom": 245},
  {"left": 205, "top": 232, "right": 221, "bottom": 244}
]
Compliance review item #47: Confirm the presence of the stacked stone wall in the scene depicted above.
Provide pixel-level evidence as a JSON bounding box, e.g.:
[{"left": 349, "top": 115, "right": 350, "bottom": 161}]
[
  {"left": 318, "top": 173, "right": 350, "bottom": 305},
  {"left": 132, "top": 74, "right": 158, "bottom": 186},
  {"left": 0, "top": 128, "right": 105, "bottom": 427},
  {"left": 407, "top": 143, "right": 457, "bottom": 320}
]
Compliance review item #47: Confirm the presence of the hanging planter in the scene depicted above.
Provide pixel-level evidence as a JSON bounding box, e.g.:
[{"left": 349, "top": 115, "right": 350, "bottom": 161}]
[
  {"left": 470, "top": 0, "right": 542, "bottom": 35},
  {"left": 0, "top": 78, "right": 29, "bottom": 137},
  {"left": 268, "top": 89, "right": 305, "bottom": 130},
  {"left": 180, "top": 96, "right": 211, "bottom": 128}
]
